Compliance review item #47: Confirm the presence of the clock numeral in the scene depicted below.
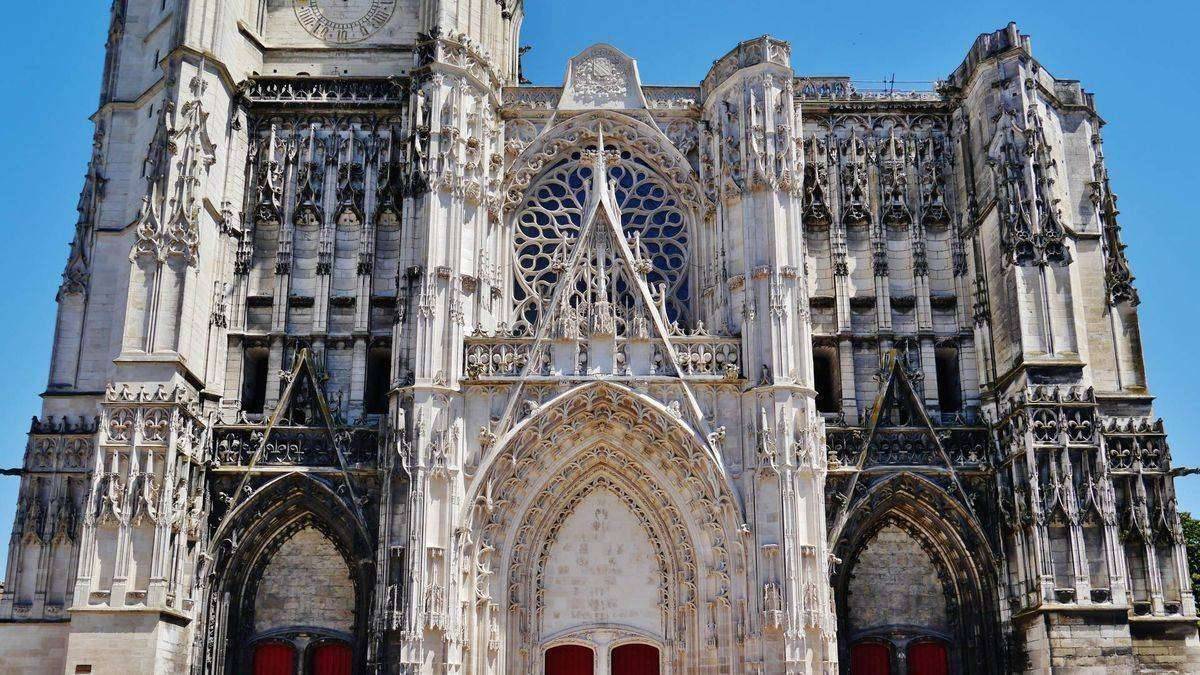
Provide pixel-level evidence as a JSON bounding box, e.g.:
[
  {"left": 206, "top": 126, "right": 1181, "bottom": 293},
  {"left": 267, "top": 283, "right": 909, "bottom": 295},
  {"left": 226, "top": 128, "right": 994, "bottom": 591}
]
[{"left": 294, "top": 0, "right": 396, "bottom": 43}]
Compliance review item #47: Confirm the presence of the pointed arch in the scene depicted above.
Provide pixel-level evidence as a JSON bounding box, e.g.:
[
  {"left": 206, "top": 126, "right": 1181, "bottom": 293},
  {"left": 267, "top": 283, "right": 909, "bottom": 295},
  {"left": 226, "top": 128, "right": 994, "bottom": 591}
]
[
  {"left": 505, "top": 113, "right": 704, "bottom": 338},
  {"left": 492, "top": 442, "right": 724, "bottom": 673},
  {"left": 463, "top": 380, "right": 741, "bottom": 527},
  {"left": 504, "top": 110, "right": 707, "bottom": 216},
  {"left": 458, "top": 383, "right": 746, "bottom": 673},
  {"left": 830, "top": 472, "right": 1003, "bottom": 674},
  {"left": 198, "top": 472, "right": 374, "bottom": 675}
]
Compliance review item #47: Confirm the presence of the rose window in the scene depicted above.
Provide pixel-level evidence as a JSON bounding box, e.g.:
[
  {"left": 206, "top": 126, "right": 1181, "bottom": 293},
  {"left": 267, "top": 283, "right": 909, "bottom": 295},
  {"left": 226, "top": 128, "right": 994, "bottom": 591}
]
[{"left": 512, "top": 148, "right": 689, "bottom": 335}]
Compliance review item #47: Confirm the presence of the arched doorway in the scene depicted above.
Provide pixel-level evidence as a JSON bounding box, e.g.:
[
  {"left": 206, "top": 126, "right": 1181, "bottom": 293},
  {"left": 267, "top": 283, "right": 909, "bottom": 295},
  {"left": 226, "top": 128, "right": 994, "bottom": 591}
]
[
  {"left": 611, "top": 642, "right": 660, "bottom": 675},
  {"left": 460, "top": 382, "right": 745, "bottom": 672},
  {"left": 546, "top": 644, "right": 595, "bottom": 675},
  {"left": 197, "top": 473, "right": 374, "bottom": 675},
  {"left": 831, "top": 474, "right": 1003, "bottom": 674}
]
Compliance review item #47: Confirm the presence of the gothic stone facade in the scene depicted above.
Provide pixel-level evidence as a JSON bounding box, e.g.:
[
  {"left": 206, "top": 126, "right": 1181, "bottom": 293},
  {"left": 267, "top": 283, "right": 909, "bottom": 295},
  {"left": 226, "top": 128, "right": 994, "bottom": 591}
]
[{"left": 0, "top": 2, "right": 1195, "bottom": 673}]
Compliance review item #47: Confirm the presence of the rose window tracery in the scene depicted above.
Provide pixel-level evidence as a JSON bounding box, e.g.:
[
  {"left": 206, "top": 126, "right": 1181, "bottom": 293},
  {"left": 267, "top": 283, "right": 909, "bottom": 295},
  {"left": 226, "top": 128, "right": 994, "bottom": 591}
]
[{"left": 513, "top": 147, "right": 690, "bottom": 335}]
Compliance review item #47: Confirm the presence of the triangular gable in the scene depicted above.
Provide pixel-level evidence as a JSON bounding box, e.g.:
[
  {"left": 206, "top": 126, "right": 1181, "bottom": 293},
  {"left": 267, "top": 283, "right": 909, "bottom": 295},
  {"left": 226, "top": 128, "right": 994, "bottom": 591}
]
[
  {"left": 276, "top": 349, "right": 337, "bottom": 429},
  {"left": 832, "top": 349, "right": 979, "bottom": 525},
  {"left": 491, "top": 127, "right": 718, "bottom": 453},
  {"left": 217, "top": 348, "right": 367, "bottom": 528},
  {"left": 558, "top": 44, "right": 648, "bottom": 111}
]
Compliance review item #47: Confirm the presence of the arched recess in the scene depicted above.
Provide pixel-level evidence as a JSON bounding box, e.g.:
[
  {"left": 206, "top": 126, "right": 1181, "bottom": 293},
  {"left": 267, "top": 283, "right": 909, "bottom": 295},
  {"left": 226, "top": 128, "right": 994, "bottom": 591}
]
[
  {"left": 197, "top": 473, "right": 374, "bottom": 675},
  {"left": 457, "top": 382, "right": 746, "bottom": 674},
  {"left": 830, "top": 473, "right": 1003, "bottom": 674},
  {"left": 501, "top": 110, "right": 712, "bottom": 334}
]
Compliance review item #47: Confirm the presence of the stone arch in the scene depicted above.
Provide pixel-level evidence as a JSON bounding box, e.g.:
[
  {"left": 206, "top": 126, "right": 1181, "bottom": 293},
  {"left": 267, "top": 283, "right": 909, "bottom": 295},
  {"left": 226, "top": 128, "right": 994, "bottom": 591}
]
[
  {"left": 465, "top": 381, "right": 739, "bottom": 521},
  {"left": 830, "top": 472, "right": 1003, "bottom": 674},
  {"left": 504, "top": 110, "right": 707, "bottom": 216},
  {"left": 532, "top": 470, "right": 678, "bottom": 640},
  {"left": 459, "top": 382, "right": 745, "bottom": 673},
  {"left": 198, "top": 472, "right": 374, "bottom": 674}
]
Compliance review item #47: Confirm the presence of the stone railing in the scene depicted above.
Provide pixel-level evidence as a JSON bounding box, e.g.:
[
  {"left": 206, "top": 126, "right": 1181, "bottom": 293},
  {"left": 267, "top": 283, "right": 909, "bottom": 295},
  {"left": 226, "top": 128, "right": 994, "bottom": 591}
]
[
  {"left": 794, "top": 76, "right": 944, "bottom": 102},
  {"left": 212, "top": 425, "right": 379, "bottom": 468},
  {"left": 239, "top": 77, "right": 407, "bottom": 107},
  {"left": 825, "top": 426, "right": 989, "bottom": 470},
  {"left": 463, "top": 334, "right": 742, "bottom": 381},
  {"left": 1102, "top": 417, "right": 1170, "bottom": 473},
  {"left": 464, "top": 339, "right": 548, "bottom": 378},
  {"left": 653, "top": 336, "right": 741, "bottom": 379}
]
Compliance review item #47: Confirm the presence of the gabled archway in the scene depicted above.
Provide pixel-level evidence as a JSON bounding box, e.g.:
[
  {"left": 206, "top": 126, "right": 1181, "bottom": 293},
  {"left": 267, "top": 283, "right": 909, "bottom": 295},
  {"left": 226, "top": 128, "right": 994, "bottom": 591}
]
[
  {"left": 196, "top": 472, "right": 374, "bottom": 674},
  {"left": 458, "top": 381, "right": 745, "bottom": 674},
  {"left": 830, "top": 473, "right": 1002, "bottom": 674}
]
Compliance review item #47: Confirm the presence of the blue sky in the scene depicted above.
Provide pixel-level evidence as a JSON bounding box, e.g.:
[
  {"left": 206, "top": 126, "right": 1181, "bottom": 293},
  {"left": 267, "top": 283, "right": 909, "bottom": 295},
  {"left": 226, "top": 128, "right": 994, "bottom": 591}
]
[{"left": 0, "top": 1, "right": 1197, "bottom": 569}]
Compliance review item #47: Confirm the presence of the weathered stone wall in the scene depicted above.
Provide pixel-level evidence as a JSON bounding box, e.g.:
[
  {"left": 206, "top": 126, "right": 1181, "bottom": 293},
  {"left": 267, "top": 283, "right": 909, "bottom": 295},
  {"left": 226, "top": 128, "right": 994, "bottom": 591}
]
[
  {"left": 541, "top": 489, "right": 663, "bottom": 638},
  {"left": 0, "top": 622, "right": 69, "bottom": 675},
  {"left": 63, "top": 611, "right": 192, "bottom": 675},
  {"left": 1010, "top": 610, "right": 1200, "bottom": 674},
  {"left": 1132, "top": 633, "right": 1200, "bottom": 673},
  {"left": 255, "top": 527, "right": 355, "bottom": 634},
  {"left": 845, "top": 524, "right": 947, "bottom": 635},
  {"left": 1036, "top": 611, "right": 1134, "bottom": 672}
]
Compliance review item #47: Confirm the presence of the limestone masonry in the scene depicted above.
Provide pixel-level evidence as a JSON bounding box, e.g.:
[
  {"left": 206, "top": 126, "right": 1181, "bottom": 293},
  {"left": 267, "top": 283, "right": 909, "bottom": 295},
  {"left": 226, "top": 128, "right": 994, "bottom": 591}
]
[{"left": 0, "top": 2, "right": 1196, "bottom": 673}]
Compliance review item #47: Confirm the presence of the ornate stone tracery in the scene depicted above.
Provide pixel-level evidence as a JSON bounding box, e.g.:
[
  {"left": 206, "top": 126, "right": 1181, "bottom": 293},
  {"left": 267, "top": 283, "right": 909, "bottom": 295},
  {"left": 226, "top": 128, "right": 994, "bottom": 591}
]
[{"left": 512, "top": 146, "right": 691, "bottom": 332}]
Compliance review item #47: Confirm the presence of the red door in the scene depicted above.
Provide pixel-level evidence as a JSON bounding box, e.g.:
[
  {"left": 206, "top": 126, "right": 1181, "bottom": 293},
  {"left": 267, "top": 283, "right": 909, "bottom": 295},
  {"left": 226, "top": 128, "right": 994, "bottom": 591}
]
[
  {"left": 907, "top": 641, "right": 948, "bottom": 675},
  {"left": 545, "top": 644, "right": 595, "bottom": 675},
  {"left": 311, "top": 642, "right": 353, "bottom": 675},
  {"left": 253, "top": 642, "right": 296, "bottom": 675},
  {"left": 614, "top": 638, "right": 662, "bottom": 672},
  {"left": 611, "top": 643, "right": 660, "bottom": 675},
  {"left": 850, "top": 641, "right": 891, "bottom": 675}
]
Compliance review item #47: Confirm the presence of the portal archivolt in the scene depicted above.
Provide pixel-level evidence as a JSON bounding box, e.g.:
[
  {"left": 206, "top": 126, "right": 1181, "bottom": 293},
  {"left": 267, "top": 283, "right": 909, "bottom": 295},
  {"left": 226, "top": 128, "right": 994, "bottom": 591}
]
[
  {"left": 459, "top": 383, "right": 745, "bottom": 673},
  {"left": 831, "top": 473, "right": 1003, "bottom": 674}
]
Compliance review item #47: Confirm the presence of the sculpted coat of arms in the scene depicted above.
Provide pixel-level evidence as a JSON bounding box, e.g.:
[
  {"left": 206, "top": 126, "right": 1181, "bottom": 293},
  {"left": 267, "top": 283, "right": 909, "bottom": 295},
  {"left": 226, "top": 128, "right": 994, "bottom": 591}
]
[{"left": 572, "top": 49, "right": 629, "bottom": 106}]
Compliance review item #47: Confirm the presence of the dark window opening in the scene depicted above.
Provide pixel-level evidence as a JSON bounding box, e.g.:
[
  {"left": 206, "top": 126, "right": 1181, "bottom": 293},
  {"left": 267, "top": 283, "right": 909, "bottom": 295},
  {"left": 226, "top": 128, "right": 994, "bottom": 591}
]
[
  {"left": 242, "top": 348, "right": 269, "bottom": 414},
  {"left": 935, "top": 347, "right": 962, "bottom": 413},
  {"left": 813, "top": 346, "right": 841, "bottom": 414},
  {"left": 364, "top": 349, "right": 391, "bottom": 415}
]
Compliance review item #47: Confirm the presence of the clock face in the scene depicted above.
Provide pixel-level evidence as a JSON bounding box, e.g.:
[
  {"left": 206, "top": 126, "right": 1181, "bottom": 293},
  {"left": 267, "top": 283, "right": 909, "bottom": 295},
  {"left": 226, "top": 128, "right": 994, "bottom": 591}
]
[{"left": 294, "top": 0, "right": 397, "bottom": 44}]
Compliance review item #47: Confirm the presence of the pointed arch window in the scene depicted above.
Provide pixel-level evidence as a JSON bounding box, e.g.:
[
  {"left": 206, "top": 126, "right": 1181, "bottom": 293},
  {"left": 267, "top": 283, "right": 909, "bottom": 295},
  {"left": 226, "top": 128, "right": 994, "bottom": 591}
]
[{"left": 512, "top": 145, "right": 690, "bottom": 335}]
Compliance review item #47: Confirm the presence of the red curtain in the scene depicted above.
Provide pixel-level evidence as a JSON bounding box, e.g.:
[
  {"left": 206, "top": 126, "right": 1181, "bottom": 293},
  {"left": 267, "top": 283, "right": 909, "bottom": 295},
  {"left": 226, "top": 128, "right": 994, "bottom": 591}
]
[
  {"left": 907, "top": 641, "right": 948, "bottom": 675},
  {"left": 545, "top": 644, "right": 595, "bottom": 675},
  {"left": 850, "top": 642, "right": 891, "bottom": 675},
  {"left": 253, "top": 642, "right": 296, "bottom": 675},
  {"left": 312, "top": 642, "right": 353, "bottom": 675},
  {"left": 611, "top": 643, "right": 660, "bottom": 675}
]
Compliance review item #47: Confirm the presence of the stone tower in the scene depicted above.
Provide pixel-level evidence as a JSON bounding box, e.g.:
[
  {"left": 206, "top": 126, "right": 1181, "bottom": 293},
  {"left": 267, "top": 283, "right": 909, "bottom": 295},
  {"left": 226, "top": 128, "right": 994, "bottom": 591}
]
[{"left": 0, "top": 6, "right": 1196, "bottom": 675}]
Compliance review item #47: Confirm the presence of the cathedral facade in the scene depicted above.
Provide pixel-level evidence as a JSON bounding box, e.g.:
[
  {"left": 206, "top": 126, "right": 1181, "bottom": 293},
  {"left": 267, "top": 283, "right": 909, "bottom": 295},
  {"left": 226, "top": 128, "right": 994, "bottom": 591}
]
[{"left": 0, "top": 2, "right": 1197, "bottom": 673}]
